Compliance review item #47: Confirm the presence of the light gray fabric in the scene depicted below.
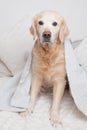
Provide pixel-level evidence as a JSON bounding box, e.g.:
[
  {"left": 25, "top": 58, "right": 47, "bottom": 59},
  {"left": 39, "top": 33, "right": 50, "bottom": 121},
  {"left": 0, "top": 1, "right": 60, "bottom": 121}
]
[
  {"left": 75, "top": 37, "right": 87, "bottom": 73},
  {"left": 65, "top": 39, "right": 87, "bottom": 116},
  {"left": 0, "top": 59, "right": 13, "bottom": 77},
  {"left": 0, "top": 53, "right": 32, "bottom": 112}
]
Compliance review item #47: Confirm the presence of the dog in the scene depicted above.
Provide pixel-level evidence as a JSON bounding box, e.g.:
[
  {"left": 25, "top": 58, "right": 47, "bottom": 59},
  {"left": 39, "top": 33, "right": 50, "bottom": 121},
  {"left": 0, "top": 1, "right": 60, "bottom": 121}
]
[{"left": 20, "top": 10, "right": 69, "bottom": 126}]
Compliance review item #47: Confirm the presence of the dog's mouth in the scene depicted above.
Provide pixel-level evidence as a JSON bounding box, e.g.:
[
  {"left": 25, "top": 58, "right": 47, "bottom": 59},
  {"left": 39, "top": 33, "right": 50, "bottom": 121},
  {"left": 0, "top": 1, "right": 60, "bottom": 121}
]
[{"left": 42, "top": 38, "right": 51, "bottom": 43}]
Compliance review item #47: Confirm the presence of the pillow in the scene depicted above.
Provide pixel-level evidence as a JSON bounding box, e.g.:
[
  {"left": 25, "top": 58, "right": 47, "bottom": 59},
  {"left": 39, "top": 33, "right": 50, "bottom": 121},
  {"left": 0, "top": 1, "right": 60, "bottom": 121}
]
[{"left": 0, "top": 16, "right": 33, "bottom": 75}]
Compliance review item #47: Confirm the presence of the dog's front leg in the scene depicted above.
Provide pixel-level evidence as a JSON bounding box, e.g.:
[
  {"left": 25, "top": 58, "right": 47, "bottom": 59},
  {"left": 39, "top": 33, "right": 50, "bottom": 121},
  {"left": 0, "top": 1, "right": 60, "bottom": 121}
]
[
  {"left": 50, "top": 79, "right": 66, "bottom": 126},
  {"left": 20, "top": 75, "right": 42, "bottom": 116}
]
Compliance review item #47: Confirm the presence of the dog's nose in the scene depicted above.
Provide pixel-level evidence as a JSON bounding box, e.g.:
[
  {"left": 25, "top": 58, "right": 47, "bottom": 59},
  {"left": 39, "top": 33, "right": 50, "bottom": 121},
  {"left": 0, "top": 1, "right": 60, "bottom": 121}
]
[{"left": 43, "top": 31, "right": 51, "bottom": 39}]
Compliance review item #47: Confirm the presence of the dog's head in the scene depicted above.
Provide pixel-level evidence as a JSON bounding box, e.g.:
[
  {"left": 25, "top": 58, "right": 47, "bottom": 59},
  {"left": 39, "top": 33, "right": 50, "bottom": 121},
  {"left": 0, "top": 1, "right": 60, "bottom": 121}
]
[{"left": 30, "top": 10, "right": 69, "bottom": 44}]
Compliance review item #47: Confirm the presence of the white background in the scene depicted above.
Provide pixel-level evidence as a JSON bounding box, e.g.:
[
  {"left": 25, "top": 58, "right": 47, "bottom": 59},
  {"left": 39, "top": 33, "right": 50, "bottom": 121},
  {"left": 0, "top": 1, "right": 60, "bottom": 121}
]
[{"left": 0, "top": 0, "right": 87, "bottom": 40}]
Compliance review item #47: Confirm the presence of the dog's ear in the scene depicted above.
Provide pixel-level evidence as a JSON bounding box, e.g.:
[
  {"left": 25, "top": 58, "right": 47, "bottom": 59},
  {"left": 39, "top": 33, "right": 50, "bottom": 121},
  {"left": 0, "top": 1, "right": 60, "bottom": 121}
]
[
  {"left": 30, "top": 16, "right": 37, "bottom": 40},
  {"left": 59, "top": 19, "right": 69, "bottom": 43}
]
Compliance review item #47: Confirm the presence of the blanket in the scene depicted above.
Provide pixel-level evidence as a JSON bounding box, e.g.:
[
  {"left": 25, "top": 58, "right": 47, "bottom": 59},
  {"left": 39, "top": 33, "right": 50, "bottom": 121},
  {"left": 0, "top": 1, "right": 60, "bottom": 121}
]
[{"left": 0, "top": 38, "right": 87, "bottom": 117}]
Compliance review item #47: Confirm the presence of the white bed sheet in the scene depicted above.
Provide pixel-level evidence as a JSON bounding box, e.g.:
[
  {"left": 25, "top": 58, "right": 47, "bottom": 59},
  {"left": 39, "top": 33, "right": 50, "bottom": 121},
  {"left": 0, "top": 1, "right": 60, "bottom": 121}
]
[{"left": 0, "top": 90, "right": 87, "bottom": 130}]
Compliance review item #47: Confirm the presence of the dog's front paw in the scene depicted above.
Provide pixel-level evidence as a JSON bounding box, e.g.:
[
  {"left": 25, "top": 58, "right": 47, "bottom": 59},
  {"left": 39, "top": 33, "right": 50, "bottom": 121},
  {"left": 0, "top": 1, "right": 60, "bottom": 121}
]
[
  {"left": 19, "top": 104, "right": 34, "bottom": 117},
  {"left": 50, "top": 111, "right": 61, "bottom": 127}
]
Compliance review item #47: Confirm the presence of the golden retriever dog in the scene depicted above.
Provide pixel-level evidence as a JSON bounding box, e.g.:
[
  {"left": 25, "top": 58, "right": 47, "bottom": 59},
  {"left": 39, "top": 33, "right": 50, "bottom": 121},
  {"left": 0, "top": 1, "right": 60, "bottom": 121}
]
[{"left": 20, "top": 10, "right": 69, "bottom": 126}]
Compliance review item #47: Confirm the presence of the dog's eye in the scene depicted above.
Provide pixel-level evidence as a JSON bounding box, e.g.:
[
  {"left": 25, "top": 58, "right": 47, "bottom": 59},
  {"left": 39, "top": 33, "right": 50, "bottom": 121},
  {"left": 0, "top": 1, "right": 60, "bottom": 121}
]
[
  {"left": 52, "top": 21, "right": 57, "bottom": 26},
  {"left": 38, "top": 21, "right": 44, "bottom": 25}
]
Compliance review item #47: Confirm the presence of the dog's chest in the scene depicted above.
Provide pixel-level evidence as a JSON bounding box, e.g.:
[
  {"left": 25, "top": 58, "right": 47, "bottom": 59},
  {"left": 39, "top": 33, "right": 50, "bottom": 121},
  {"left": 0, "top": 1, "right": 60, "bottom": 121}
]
[
  {"left": 33, "top": 43, "right": 65, "bottom": 86},
  {"left": 41, "top": 53, "right": 63, "bottom": 82}
]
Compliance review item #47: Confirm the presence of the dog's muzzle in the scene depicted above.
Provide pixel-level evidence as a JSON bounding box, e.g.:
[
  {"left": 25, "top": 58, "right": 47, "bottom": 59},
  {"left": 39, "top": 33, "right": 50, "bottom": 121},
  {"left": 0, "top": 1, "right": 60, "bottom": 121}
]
[{"left": 42, "top": 31, "right": 51, "bottom": 43}]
